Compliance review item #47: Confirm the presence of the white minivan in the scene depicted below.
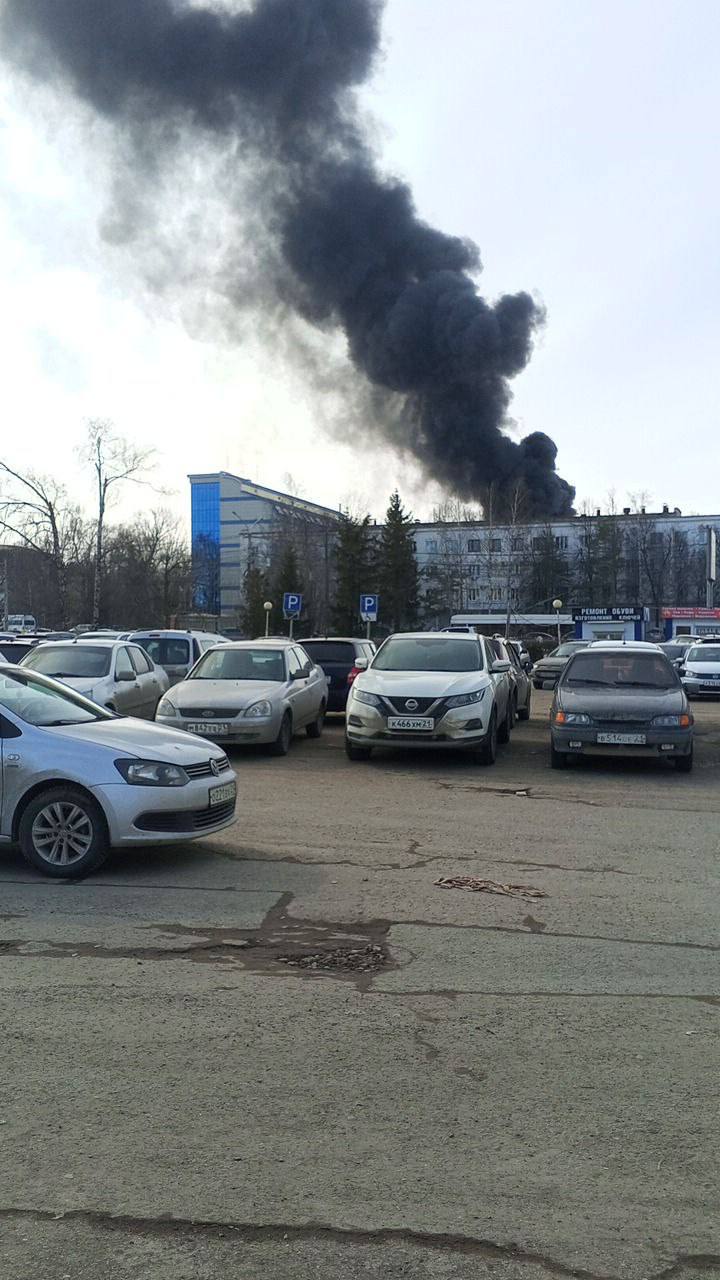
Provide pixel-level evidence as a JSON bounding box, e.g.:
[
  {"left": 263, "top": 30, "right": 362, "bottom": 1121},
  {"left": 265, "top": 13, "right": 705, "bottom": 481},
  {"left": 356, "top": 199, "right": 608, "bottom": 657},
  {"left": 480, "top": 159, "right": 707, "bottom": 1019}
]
[{"left": 128, "top": 630, "right": 228, "bottom": 686}]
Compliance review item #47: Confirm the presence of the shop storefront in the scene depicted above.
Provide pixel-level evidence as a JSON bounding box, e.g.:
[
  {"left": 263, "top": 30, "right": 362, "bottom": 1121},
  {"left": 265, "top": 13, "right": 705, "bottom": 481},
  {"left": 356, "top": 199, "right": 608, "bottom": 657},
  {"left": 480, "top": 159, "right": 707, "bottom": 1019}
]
[
  {"left": 572, "top": 606, "right": 648, "bottom": 642},
  {"left": 661, "top": 607, "right": 720, "bottom": 639}
]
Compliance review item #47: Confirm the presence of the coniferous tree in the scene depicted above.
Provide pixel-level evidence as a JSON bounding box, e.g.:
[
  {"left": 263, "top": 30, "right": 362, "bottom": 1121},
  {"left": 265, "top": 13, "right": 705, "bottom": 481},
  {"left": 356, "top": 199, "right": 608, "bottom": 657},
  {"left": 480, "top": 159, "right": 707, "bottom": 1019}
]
[
  {"left": 240, "top": 554, "right": 270, "bottom": 638},
  {"left": 332, "top": 514, "right": 375, "bottom": 634},
  {"left": 377, "top": 491, "right": 418, "bottom": 631}
]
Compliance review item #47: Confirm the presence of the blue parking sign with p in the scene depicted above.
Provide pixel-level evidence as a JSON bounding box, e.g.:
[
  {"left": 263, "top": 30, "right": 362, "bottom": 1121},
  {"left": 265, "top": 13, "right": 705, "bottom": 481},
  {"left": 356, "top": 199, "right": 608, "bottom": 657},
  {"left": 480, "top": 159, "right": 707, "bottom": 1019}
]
[
  {"left": 360, "top": 594, "right": 379, "bottom": 622},
  {"left": 283, "top": 592, "right": 303, "bottom": 618}
]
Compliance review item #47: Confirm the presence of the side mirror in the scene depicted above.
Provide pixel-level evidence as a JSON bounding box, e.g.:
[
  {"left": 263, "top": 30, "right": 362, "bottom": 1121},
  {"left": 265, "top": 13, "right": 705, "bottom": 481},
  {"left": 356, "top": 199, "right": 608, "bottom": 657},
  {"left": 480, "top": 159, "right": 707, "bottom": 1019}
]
[
  {"left": 491, "top": 659, "right": 511, "bottom": 673},
  {"left": 116, "top": 669, "right": 134, "bottom": 682},
  {"left": 354, "top": 657, "right": 369, "bottom": 671}
]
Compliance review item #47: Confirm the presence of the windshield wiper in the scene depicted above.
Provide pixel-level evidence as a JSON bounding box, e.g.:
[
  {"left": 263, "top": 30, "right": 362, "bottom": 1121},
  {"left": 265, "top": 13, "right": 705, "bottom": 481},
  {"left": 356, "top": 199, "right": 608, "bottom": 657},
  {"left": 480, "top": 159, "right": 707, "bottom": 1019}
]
[
  {"left": 615, "top": 680, "right": 671, "bottom": 689},
  {"left": 565, "top": 678, "right": 611, "bottom": 686}
]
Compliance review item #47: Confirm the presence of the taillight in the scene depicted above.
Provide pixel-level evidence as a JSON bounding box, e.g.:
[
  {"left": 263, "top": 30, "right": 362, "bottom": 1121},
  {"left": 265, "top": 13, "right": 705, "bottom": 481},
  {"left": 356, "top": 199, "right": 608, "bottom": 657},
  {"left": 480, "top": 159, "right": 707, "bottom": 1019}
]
[{"left": 347, "top": 666, "right": 361, "bottom": 685}]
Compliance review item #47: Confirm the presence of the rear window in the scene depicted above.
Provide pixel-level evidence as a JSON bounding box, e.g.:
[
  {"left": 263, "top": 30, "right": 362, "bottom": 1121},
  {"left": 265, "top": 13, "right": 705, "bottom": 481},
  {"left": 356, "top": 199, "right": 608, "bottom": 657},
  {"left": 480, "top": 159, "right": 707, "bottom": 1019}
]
[
  {"left": 302, "top": 641, "right": 356, "bottom": 664},
  {"left": 133, "top": 637, "right": 190, "bottom": 667}
]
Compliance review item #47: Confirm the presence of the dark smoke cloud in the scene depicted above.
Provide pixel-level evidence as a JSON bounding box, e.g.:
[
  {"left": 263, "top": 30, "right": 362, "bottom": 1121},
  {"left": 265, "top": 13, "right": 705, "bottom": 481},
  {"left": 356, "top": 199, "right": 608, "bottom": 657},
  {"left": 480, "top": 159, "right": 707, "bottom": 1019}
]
[{"left": 2, "top": 0, "right": 575, "bottom": 516}]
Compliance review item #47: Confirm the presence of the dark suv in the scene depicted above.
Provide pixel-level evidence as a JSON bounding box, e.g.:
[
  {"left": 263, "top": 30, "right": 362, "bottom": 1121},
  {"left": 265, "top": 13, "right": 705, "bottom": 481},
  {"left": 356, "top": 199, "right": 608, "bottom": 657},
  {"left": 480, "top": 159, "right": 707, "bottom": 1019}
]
[{"left": 301, "top": 638, "right": 376, "bottom": 712}]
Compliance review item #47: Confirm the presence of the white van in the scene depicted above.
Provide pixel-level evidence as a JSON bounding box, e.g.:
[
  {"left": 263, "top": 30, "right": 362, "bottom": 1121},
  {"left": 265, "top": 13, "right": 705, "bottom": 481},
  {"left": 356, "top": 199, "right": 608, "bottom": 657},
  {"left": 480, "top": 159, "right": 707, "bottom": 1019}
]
[
  {"left": 128, "top": 629, "right": 228, "bottom": 685},
  {"left": 7, "top": 614, "right": 37, "bottom": 634}
]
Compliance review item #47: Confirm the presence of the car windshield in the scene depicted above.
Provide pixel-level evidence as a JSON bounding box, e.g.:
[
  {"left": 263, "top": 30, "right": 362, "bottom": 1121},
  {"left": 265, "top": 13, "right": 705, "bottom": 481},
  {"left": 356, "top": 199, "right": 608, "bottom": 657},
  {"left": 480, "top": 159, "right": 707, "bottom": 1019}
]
[
  {"left": 687, "top": 646, "right": 720, "bottom": 663},
  {"left": 23, "top": 645, "right": 112, "bottom": 678},
  {"left": 564, "top": 652, "right": 677, "bottom": 689},
  {"left": 373, "top": 637, "right": 483, "bottom": 672},
  {"left": 133, "top": 637, "right": 190, "bottom": 666},
  {"left": 549, "top": 643, "right": 586, "bottom": 658},
  {"left": 0, "top": 668, "right": 112, "bottom": 725},
  {"left": 190, "top": 648, "right": 286, "bottom": 681}
]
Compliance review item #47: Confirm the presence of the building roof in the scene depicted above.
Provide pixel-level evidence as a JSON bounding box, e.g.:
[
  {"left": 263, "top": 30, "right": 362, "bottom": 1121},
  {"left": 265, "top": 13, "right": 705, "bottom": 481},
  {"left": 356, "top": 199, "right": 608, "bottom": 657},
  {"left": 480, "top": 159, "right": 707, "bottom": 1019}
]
[{"left": 188, "top": 471, "right": 343, "bottom": 522}]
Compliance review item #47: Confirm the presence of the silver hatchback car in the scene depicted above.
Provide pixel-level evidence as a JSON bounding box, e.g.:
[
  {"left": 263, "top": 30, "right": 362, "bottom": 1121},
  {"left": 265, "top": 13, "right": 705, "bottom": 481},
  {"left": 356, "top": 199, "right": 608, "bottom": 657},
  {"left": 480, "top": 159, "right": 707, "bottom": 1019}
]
[
  {"left": 0, "top": 664, "right": 237, "bottom": 878},
  {"left": 21, "top": 639, "right": 169, "bottom": 718},
  {"left": 155, "top": 639, "right": 328, "bottom": 754}
]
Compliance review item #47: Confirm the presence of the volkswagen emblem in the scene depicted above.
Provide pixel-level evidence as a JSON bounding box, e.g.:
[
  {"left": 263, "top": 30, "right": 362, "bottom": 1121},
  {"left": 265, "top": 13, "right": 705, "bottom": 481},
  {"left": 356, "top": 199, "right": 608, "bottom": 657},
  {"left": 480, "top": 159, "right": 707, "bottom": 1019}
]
[
  {"left": 210, "top": 758, "right": 221, "bottom": 777},
  {"left": 405, "top": 699, "right": 419, "bottom": 711}
]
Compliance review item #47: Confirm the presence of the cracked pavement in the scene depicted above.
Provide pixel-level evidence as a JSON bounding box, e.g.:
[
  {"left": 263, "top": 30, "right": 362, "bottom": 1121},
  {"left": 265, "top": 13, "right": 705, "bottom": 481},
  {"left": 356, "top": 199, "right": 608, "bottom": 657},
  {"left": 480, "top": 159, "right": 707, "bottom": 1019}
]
[{"left": 1, "top": 691, "right": 719, "bottom": 1279}]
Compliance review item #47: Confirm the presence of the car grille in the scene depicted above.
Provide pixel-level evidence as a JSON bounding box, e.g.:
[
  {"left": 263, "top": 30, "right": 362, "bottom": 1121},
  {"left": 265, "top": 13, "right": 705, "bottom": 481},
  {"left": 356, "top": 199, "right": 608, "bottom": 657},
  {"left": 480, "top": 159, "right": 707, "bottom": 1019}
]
[
  {"left": 594, "top": 719, "right": 651, "bottom": 731},
  {"left": 179, "top": 708, "right": 239, "bottom": 719},
  {"left": 185, "top": 756, "right": 231, "bottom": 779},
  {"left": 135, "top": 799, "right": 236, "bottom": 833},
  {"left": 382, "top": 696, "right": 450, "bottom": 717}
]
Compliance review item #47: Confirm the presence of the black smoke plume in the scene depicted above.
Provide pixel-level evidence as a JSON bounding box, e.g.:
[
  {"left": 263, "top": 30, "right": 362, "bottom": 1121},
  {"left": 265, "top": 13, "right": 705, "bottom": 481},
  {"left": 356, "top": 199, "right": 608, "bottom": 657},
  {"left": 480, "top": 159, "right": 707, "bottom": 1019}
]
[{"left": 2, "top": 0, "right": 575, "bottom": 516}]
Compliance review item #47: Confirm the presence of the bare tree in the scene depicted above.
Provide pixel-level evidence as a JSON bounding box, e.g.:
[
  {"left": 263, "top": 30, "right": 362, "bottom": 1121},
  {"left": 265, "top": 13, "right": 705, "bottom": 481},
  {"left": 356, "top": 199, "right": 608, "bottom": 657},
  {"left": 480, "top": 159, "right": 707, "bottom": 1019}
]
[
  {"left": 83, "top": 420, "right": 155, "bottom": 626},
  {"left": 0, "top": 462, "right": 77, "bottom": 626}
]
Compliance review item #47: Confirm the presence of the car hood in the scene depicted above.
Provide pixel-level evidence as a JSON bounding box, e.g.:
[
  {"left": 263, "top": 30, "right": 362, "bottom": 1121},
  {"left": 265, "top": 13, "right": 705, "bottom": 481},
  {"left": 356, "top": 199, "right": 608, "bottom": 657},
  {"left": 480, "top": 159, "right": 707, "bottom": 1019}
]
[
  {"left": 558, "top": 685, "right": 686, "bottom": 718},
  {"left": 168, "top": 679, "right": 284, "bottom": 710},
  {"left": 357, "top": 669, "right": 489, "bottom": 697},
  {"left": 535, "top": 657, "right": 570, "bottom": 671},
  {"left": 50, "top": 717, "right": 227, "bottom": 761},
  {"left": 684, "top": 663, "right": 720, "bottom": 674},
  {"left": 46, "top": 676, "right": 106, "bottom": 696}
]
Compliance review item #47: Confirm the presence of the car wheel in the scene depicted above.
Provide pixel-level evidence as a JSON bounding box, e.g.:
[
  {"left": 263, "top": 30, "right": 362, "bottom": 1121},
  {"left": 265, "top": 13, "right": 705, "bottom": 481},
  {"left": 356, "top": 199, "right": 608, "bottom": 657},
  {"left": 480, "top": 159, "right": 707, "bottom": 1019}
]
[
  {"left": 18, "top": 787, "right": 109, "bottom": 879},
  {"left": 306, "top": 703, "right": 326, "bottom": 739},
  {"left": 497, "top": 697, "right": 513, "bottom": 745},
  {"left": 674, "top": 749, "right": 693, "bottom": 773},
  {"left": 518, "top": 691, "right": 531, "bottom": 721},
  {"left": 269, "top": 712, "right": 293, "bottom": 756},
  {"left": 550, "top": 743, "right": 568, "bottom": 769},
  {"left": 345, "top": 738, "right": 372, "bottom": 761},
  {"left": 475, "top": 709, "right": 498, "bottom": 765}
]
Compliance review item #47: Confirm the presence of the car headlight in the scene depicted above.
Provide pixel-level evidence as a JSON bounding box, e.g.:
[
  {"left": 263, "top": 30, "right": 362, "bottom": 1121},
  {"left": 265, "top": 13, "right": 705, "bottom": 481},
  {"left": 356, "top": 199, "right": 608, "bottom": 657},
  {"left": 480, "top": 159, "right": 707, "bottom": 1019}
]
[
  {"left": 555, "top": 712, "right": 592, "bottom": 725},
  {"left": 244, "top": 699, "right": 273, "bottom": 718},
  {"left": 446, "top": 688, "right": 487, "bottom": 709},
  {"left": 114, "top": 759, "right": 189, "bottom": 786},
  {"left": 156, "top": 697, "right": 176, "bottom": 716},
  {"left": 682, "top": 671, "right": 698, "bottom": 679},
  {"left": 352, "top": 689, "right": 383, "bottom": 708},
  {"left": 652, "top": 714, "right": 691, "bottom": 727}
]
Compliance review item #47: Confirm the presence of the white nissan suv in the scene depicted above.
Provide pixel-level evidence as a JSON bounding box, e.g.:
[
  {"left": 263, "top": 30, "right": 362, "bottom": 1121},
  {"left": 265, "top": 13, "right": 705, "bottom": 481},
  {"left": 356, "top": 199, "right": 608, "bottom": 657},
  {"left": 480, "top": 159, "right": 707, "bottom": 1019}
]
[{"left": 345, "top": 632, "right": 512, "bottom": 764}]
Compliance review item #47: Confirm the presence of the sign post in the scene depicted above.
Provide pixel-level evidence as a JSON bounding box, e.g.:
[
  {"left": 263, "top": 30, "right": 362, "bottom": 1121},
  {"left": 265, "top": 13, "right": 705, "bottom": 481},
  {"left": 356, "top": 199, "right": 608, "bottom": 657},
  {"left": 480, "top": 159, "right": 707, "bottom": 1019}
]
[
  {"left": 283, "top": 592, "right": 303, "bottom": 639},
  {"left": 359, "top": 594, "right": 379, "bottom": 640},
  {"left": 707, "top": 528, "right": 717, "bottom": 609}
]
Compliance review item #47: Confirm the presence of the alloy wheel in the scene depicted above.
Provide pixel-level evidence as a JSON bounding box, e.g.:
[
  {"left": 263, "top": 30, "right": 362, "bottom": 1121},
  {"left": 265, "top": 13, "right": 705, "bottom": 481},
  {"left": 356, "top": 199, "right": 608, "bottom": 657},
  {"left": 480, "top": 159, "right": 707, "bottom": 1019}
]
[{"left": 31, "top": 802, "right": 94, "bottom": 867}]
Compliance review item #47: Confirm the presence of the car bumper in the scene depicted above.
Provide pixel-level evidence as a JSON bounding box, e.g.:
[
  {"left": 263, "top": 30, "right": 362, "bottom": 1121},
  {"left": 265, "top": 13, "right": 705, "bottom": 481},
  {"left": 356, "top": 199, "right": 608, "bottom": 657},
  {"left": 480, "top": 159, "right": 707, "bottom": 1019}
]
[
  {"left": 155, "top": 711, "right": 282, "bottom": 746},
  {"left": 91, "top": 771, "right": 238, "bottom": 845},
  {"left": 551, "top": 726, "right": 693, "bottom": 758},
  {"left": 682, "top": 679, "right": 720, "bottom": 697},
  {"left": 533, "top": 671, "right": 561, "bottom": 688},
  {"left": 346, "top": 705, "right": 492, "bottom": 750}
]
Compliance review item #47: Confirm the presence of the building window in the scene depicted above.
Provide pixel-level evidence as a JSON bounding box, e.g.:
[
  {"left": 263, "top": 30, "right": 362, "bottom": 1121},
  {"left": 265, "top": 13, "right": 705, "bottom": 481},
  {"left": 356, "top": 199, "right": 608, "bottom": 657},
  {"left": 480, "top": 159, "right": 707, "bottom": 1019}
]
[
  {"left": 489, "top": 538, "right": 502, "bottom": 553},
  {"left": 555, "top": 535, "right": 569, "bottom": 551},
  {"left": 425, "top": 539, "right": 438, "bottom": 553},
  {"left": 467, "top": 538, "right": 483, "bottom": 553},
  {"left": 532, "top": 536, "right": 544, "bottom": 551},
  {"left": 510, "top": 537, "right": 524, "bottom": 551},
  {"left": 488, "top": 586, "right": 503, "bottom": 602}
]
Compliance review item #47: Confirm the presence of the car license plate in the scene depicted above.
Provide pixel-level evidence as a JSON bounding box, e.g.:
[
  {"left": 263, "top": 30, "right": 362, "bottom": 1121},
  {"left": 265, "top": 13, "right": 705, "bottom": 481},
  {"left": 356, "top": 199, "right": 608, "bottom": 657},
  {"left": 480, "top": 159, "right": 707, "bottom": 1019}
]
[
  {"left": 597, "top": 732, "right": 646, "bottom": 745},
  {"left": 387, "top": 716, "right": 434, "bottom": 731},
  {"left": 209, "top": 781, "right": 236, "bottom": 807},
  {"left": 186, "top": 722, "right": 230, "bottom": 736}
]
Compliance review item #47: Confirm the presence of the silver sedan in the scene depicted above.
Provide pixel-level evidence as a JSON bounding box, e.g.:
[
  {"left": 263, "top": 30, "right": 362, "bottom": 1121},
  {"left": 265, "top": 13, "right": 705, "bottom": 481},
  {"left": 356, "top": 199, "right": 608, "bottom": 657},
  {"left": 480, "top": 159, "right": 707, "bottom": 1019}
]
[
  {"left": 155, "top": 640, "right": 328, "bottom": 754},
  {"left": 0, "top": 664, "right": 237, "bottom": 878}
]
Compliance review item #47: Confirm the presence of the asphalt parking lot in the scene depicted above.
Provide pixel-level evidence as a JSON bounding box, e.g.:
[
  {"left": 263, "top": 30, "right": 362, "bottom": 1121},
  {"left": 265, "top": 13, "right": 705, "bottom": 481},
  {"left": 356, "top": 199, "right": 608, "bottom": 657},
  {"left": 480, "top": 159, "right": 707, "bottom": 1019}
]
[{"left": 2, "top": 691, "right": 720, "bottom": 1280}]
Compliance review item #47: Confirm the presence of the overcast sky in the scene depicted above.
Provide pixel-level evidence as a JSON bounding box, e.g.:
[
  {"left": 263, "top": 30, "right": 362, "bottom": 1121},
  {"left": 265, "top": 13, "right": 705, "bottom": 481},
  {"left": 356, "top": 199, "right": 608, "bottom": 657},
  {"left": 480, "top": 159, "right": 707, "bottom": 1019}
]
[{"left": 1, "top": 0, "right": 718, "bottom": 526}]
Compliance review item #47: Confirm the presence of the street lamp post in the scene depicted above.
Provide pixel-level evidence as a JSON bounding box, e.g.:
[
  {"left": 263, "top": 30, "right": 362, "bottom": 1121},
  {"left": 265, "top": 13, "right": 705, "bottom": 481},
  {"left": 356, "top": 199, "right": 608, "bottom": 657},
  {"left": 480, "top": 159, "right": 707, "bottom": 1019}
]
[
  {"left": 263, "top": 600, "right": 273, "bottom": 637},
  {"left": 552, "top": 598, "right": 563, "bottom": 648}
]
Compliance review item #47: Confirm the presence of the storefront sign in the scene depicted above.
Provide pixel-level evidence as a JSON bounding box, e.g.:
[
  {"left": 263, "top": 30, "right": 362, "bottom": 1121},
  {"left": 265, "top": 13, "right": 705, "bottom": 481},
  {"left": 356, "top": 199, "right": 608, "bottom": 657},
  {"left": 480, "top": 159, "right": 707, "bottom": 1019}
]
[
  {"left": 572, "top": 606, "right": 645, "bottom": 623},
  {"left": 661, "top": 607, "right": 720, "bottom": 619}
]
